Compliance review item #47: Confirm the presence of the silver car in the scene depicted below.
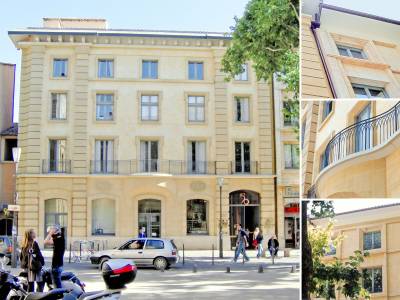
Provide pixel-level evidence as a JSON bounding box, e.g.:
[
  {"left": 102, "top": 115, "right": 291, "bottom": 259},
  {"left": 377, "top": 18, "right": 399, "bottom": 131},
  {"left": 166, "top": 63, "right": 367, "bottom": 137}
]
[{"left": 90, "top": 238, "right": 179, "bottom": 270}]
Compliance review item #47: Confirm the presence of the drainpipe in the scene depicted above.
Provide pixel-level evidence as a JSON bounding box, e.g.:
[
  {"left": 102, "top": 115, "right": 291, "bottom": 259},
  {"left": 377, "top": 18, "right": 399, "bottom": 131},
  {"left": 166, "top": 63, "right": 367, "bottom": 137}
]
[
  {"left": 310, "top": 21, "right": 337, "bottom": 98},
  {"left": 271, "top": 75, "right": 278, "bottom": 237}
]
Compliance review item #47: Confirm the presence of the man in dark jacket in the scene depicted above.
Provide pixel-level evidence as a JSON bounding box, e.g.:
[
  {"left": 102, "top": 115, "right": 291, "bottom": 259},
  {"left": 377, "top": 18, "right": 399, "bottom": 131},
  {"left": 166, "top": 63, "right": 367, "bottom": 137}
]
[
  {"left": 267, "top": 234, "right": 279, "bottom": 257},
  {"left": 44, "top": 226, "right": 65, "bottom": 288}
]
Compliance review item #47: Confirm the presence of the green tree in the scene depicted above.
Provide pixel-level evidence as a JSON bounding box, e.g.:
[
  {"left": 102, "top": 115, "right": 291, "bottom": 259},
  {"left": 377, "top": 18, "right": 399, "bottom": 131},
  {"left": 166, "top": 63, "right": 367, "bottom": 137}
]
[
  {"left": 222, "top": 0, "right": 299, "bottom": 127},
  {"left": 308, "top": 221, "right": 370, "bottom": 300},
  {"left": 311, "top": 201, "right": 335, "bottom": 219}
]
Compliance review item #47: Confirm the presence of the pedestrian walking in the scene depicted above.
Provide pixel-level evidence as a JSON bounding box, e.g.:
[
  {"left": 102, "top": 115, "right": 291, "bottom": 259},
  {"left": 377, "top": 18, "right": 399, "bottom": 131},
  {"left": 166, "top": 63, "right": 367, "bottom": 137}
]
[
  {"left": 138, "top": 227, "right": 147, "bottom": 238},
  {"left": 44, "top": 225, "right": 65, "bottom": 288},
  {"left": 233, "top": 224, "right": 250, "bottom": 262},
  {"left": 268, "top": 234, "right": 279, "bottom": 257},
  {"left": 253, "top": 227, "right": 264, "bottom": 258},
  {"left": 20, "top": 229, "right": 45, "bottom": 292}
]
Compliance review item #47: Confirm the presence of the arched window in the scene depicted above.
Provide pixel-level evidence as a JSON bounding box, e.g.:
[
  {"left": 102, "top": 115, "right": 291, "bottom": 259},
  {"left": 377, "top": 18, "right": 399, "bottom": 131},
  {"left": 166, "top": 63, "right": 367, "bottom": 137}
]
[
  {"left": 92, "top": 199, "right": 116, "bottom": 235},
  {"left": 187, "top": 199, "right": 208, "bottom": 235}
]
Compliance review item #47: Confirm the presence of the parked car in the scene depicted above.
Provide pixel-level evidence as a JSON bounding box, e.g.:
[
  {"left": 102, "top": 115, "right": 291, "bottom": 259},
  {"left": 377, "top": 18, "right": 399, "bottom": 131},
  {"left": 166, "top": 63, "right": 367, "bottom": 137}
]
[
  {"left": 0, "top": 236, "right": 19, "bottom": 261},
  {"left": 90, "top": 238, "right": 179, "bottom": 270}
]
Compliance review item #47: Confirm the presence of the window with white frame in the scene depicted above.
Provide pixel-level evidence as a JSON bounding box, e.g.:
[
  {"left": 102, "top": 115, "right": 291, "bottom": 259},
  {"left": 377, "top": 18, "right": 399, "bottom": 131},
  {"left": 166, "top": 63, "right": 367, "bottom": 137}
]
[
  {"left": 98, "top": 59, "right": 114, "bottom": 78},
  {"left": 53, "top": 59, "right": 68, "bottom": 77},
  {"left": 188, "top": 96, "right": 205, "bottom": 122},
  {"left": 141, "top": 95, "right": 159, "bottom": 121},
  {"left": 352, "top": 84, "right": 388, "bottom": 98},
  {"left": 235, "top": 142, "right": 251, "bottom": 173},
  {"left": 187, "top": 141, "right": 206, "bottom": 174},
  {"left": 362, "top": 267, "right": 382, "bottom": 294},
  {"left": 94, "top": 140, "right": 114, "bottom": 173},
  {"left": 363, "top": 231, "right": 381, "bottom": 250},
  {"left": 337, "top": 45, "right": 366, "bottom": 59},
  {"left": 140, "top": 140, "right": 159, "bottom": 172},
  {"left": 188, "top": 62, "right": 204, "bottom": 80},
  {"left": 96, "top": 94, "right": 114, "bottom": 121},
  {"left": 235, "top": 97, "right": 250, "bottom": 123},
  {"left": 234, "top": 64, "right": 248, "bottom": 81},
  {"left": 187, "top": 199, "right": 208, "bottom": 234},
  {"left": 51, "top": 93, "right": 67, "bottom": 120},
  {"left": 322, "top": 100, "right": 333, "bottom": 121},
  {"left": 142, "top": 60, "right": 158, "bottom": 79},
  {"left": 284, "top": 144, "right": 299, "bottom": 169},
  {"left": 49, "top": 139, "right": 66, "bottom": 172}
]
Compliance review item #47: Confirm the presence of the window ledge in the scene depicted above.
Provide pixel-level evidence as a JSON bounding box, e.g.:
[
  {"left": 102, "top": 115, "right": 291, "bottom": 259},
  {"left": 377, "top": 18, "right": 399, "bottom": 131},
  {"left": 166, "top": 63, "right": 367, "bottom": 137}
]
[{"left": 328, "top": 54, "right": 390, "bottom": 70}]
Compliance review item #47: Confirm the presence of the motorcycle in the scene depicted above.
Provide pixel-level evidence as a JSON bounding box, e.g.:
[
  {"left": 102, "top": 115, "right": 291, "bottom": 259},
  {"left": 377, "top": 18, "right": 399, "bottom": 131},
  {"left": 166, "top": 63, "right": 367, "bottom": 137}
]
[{"left": 1, "top": 259, "right": 137, "bottom": 300}]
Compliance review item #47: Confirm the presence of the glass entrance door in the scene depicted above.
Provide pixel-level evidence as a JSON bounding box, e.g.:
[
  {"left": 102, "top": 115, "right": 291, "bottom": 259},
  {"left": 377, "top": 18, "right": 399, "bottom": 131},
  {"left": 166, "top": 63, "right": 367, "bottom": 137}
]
[{"left": 138, "top": 199, "right": 161, "bottom": 237}]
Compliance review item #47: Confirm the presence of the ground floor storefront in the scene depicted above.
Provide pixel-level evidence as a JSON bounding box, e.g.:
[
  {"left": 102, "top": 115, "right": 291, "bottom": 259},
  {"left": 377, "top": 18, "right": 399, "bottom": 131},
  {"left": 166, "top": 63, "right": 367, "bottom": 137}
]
[{"left": 16, "top": 175, "right": 299, "bottom": 250}]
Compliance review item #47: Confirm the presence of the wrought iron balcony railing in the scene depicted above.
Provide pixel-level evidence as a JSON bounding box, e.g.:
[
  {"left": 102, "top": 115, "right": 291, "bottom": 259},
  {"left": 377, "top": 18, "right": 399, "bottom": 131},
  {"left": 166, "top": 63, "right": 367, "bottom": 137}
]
[
  {"left": 42, "top": 160, "right": 71, "bottom": 174},
  {"left": 321, "top": 102, "right": 400, "bottom": 172},
  {"left": 230, "top": 161, "right": 259, "bottom": 175},
  {"left": 90, "top": 160, "right": 119, "bottom": 174}
]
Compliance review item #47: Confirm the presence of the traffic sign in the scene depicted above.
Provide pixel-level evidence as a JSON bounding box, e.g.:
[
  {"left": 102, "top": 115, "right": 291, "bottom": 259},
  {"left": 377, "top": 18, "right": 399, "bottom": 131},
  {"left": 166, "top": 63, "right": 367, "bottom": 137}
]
[{"left": 7, "top": 205, "right": 20, "bottom": 212}]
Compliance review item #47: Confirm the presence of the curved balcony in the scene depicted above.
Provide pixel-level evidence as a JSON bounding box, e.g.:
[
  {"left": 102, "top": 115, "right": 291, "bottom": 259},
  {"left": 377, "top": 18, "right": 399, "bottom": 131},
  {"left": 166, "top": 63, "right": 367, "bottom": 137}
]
[{"left": 311, "top": 102, "right": 400, "bottom": 198}]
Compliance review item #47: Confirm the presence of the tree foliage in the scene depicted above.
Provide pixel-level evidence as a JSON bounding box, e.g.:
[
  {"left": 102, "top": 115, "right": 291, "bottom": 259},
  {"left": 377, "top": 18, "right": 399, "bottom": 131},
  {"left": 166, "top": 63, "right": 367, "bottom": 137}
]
[
  {"left": 308, "top": 221, "right": 370, "bottom": 300},
  {"left": 311, "top": 201, "right": 335, "bottom": 219},
  {"left": 222, "top": 0, "right": 299, "bottom": 129}
]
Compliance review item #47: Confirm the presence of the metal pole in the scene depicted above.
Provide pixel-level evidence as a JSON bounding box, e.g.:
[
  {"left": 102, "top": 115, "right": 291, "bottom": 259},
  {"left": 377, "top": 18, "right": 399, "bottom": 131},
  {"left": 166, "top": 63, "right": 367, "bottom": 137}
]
[
  {"left": 182, "top": 244, "right": 185, "bottom": 265},
  {"left": 219, "top": 185, "right": 223, "bottom": 258},
  {"left": 212, "top": 244, "right": 214, "bottom": 265},
  {"left": 11, "top": 211, "right": 17, "bottom": 268}
]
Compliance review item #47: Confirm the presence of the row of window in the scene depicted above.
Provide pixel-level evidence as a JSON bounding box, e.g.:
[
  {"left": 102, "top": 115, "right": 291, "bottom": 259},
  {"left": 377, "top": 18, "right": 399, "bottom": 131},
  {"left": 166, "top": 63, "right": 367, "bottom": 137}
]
[
  {"left": 53, "top": 58, "right": 249, "bottom": 81},
  {"left": 46, "top": 139, "right": 299, "bottom": 173},
  {"left": 51, "top": 92, "right": 253, "bottom": 123},
  {"left": 335, "top": 45, "right": 389, "bottom": 98}
]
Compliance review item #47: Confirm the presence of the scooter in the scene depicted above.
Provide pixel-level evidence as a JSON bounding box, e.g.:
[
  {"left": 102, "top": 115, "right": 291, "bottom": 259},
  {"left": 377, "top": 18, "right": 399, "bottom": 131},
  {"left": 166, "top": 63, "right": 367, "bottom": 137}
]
[{"left": 1, "top": 259, "right": 136, "bottom": 300}]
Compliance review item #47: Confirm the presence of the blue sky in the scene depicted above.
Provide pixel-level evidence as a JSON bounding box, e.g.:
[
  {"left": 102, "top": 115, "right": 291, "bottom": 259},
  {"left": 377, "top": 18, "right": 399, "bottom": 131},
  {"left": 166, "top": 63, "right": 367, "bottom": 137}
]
[{"left": 0, "top": 0, "right": 249, "bottom": 122}]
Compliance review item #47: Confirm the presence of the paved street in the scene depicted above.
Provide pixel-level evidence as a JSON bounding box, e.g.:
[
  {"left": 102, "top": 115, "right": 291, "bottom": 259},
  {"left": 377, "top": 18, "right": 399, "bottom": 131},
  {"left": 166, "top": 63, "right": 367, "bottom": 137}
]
[{"left": 9, "top": 250, "right": 299, "bottom": 299}]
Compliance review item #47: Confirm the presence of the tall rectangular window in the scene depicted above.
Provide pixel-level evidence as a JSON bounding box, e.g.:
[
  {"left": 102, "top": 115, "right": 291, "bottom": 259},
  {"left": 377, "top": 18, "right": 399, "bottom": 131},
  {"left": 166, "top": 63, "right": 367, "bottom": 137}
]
[
  {"left": 98, "top": 59, "right": 114, "bottom": 78},
  {"left": 53, "top": 59, "right": 68, "bottom": 78},
  {"left": 187, "top": 141, "right": 206, "bottom": 174},
  {"left": 355, "top": 104, "right": 371, "bottom": 152},
  {"left": 235, "top": 142, "right": 251, "bottom": 173},
  {"left": 284, "top": 144, "right": 299, "bottom": 169},
  {"left": 352, "top": 84, "right": 387, "bottom": 98},
  {"left": 96, "top": 94, "right": 114, "bottom": 121},
  {"left": 234, "top": 64, "right": 248, "bottom": 81},
  {"left": 140, "top": 141, "right": 159, "bottom": 172},
  {"left": 235, "top": 97, "right": 250, "bottom": 123},
  {"left": 363, "top": 268, "right": 383, "bottom": 294},
  {"left": 188, "top": 62, "right": 203, "bottom": 80},
  {"left": 322, "top": 100, "right": 333, "bottom": 121},
  {"left": 301, "top": 120, "right": 306, "bottom": 149},
  {"left": 51, "top": 93, "right": 67, "bottom": 120},
  {"left": 94, "top": 140, "right": 114, "bottom": 173},
  {"left": 283, "top": 101, "right": 298, "bottom": 126},
  {"left": 188, "top": 96, "right": 205, "bottom": 122},
  {"left": 363, "top": 231, "right": 381, "bottom": 250},
  {"left": 141, "top": 95, "right": 159, "bottom": 121},
  {"left": 49, "top": 139, "right": 66, "bottom": 172},
  {"left": 142, "top": 60, "right": 158, "bottom": 79}
]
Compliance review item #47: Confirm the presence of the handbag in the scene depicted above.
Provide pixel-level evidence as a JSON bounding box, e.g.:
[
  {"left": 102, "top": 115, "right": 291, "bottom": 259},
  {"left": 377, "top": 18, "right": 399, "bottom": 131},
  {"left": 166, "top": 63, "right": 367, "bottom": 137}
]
[
  {"left": 29, "top": 253, "right": 43, "bottom": 273},
  {"left": 252, "top": 239, "right": 258, "bottom": 248}
]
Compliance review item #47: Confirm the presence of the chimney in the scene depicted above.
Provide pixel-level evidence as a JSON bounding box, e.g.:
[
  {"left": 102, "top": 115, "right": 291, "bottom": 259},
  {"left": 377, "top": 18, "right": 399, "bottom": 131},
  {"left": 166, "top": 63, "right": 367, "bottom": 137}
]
[{"left": 43, "top": 18, "right": 107, "bottom": 29}]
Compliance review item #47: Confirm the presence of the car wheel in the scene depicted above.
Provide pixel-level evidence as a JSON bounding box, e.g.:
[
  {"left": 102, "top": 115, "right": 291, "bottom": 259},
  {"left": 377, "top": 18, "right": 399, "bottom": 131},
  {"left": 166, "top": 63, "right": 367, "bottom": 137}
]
[
  {"left": 153, "top": 257, "right": 168, "bottom": 270},
  {"left": 99, "top": 257, "right": 110, "bottom": 271}
]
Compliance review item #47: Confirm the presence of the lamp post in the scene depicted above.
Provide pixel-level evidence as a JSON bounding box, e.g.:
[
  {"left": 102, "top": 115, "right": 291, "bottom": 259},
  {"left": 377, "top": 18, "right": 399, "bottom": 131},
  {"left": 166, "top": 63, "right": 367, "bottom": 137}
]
[
  {"left": 11, "top": 147, "right": 21, "bottom": 268},
  {"left": 217, "top": 177, "right": 224, "bottom": 258}
]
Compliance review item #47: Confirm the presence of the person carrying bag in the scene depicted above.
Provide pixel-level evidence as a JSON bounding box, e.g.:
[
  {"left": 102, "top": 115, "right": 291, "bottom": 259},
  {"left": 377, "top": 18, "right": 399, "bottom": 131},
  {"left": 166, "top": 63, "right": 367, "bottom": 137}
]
[{"left": 20, "top": 229, "right": 45, "bottom": 292}]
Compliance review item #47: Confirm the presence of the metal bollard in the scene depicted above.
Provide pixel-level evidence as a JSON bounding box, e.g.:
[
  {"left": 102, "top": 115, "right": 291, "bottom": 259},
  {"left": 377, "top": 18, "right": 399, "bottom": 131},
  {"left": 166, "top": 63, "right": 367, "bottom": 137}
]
[
  {"left": 97, "top": 243, "right": 100, "bottom": 251},
  {"left": 193, "top": 264, "right": 198, "bottom": 273},
  {"left": 212, "top": 244, "right": 214, "bottom": 266},
  {"left": 79, "top": 242, "right": 82, "bottom": 260},
  {"left": 182, "top": 244, "right": 185, "bottom": 265},
  {"left": 226, "top": 266, "right": 231, "bottom": 273},
  {"left": 291, "top": 265, "right": 295, "bottom": 273},
  {"left": 258, "top": 264, "right": 264, "bottom": 273},
  {"left": 68, "top": 243, "right": 72, "bottom": 263}
]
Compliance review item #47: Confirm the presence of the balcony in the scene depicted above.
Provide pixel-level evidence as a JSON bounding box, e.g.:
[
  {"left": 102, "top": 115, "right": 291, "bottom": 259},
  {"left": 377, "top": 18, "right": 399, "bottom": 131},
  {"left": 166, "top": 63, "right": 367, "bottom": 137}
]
[
  {"left": 42, "top": 160, "right": 71, "bottom": 174},
  {"left": 230, "top": 161, "right": 259, "bottom": 175},
  {"left": 320, "top": 102, "right": 400, "bottom": 172}
]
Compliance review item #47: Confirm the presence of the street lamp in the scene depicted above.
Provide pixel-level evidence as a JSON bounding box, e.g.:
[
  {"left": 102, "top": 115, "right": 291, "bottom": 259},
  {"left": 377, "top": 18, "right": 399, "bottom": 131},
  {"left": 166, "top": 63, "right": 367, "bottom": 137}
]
[
  {"left": 11, "top": 147, "right": 21, "bottom": 268},
  {"left": 217, "top": 177, "right": 224, "bottom": 258}
]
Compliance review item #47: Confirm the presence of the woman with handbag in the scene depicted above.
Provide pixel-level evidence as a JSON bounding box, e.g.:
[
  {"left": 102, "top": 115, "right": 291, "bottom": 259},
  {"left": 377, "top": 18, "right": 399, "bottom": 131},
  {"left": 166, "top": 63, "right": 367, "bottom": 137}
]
[{"left": 20, "top": 229, "right": 45, "bottom": 292}]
